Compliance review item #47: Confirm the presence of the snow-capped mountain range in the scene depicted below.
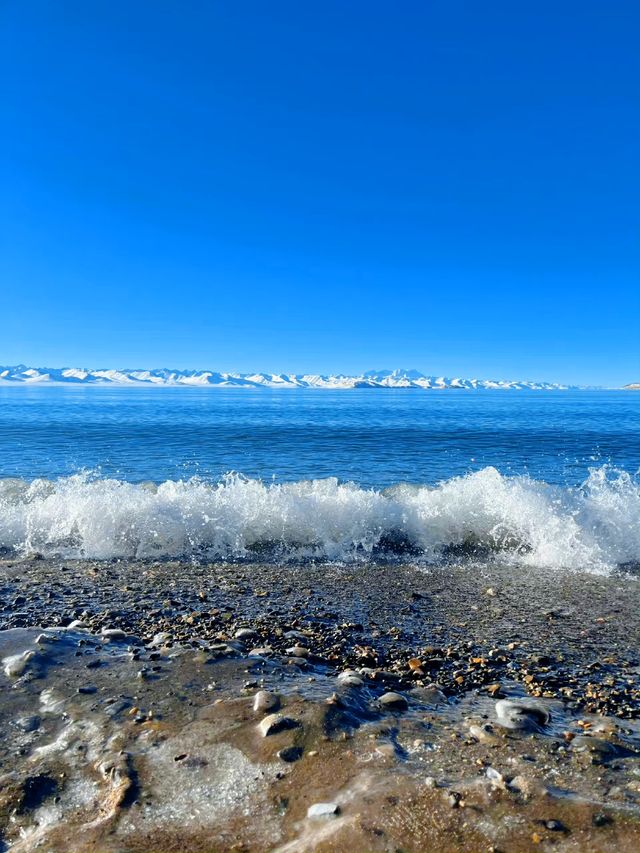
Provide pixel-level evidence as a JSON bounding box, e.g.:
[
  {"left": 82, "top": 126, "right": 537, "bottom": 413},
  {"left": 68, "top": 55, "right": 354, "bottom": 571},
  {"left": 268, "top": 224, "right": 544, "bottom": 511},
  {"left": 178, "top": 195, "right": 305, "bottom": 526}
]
[{"left": 0, "top": 365, "right": 576, "bottom": 390}]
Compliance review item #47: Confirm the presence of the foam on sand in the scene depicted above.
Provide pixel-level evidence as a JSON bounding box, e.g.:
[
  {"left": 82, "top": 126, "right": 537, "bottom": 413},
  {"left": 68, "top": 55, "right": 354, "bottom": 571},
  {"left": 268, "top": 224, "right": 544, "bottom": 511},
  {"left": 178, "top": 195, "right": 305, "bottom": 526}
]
[{"left": 0, "top": 467, "right": 638, "bottom": 571}]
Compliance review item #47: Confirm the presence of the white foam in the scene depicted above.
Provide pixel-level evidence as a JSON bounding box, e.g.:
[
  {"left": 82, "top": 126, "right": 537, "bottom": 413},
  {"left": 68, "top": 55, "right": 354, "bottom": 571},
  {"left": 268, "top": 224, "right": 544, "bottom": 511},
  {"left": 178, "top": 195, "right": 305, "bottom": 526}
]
[{"left": 0, "top": 467, "right": 638, "bottom": 571}]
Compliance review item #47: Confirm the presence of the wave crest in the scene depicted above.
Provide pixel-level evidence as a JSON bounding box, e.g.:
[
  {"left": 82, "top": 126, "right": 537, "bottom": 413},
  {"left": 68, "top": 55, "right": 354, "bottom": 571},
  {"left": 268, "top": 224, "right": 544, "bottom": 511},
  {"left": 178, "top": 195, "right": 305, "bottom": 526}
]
[{"left": 0, "top": 467, "right": 638, "bottom": 571}]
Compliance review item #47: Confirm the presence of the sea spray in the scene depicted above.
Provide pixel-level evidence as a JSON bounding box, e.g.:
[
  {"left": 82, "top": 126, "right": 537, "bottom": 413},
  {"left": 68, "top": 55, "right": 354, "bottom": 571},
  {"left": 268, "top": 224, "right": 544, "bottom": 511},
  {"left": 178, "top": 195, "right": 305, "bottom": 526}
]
[{"left": 0, "top": 467, "right": 638, "bottom": 570}]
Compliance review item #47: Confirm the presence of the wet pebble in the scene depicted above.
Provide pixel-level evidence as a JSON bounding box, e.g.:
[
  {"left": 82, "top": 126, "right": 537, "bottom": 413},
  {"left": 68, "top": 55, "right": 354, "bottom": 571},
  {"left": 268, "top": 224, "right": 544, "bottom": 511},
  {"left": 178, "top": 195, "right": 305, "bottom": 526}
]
[
  {"left": 495, "top": 698, "right": 549, "bottom": 731},
  {"left": 258, "top": 713, "right": 299, "bottom": 737},
  {"left": 468, "top": 723, "right": 498, "bottom": 744},
  {"left": 148, "top": 632, "right": 171, "bottom": 648},
  {"left": 253, "top": 690, "right": 281, "bottom": 714},
  {"left": 285, "top": 646, "right": 310, "bottom": 658},
  {"left": 378, "top": 691, "right": 408, "bottom": 711},
  {"left": 571, "top": 735, "right": 620, "bottom": 761},
  {"left": 248, "top": 647, "right": 273, "bottom": 657},
  {"left": 337, "top": 670, "right": 364, "bottom": 687},
  {"left": 417, "top": 684, "right": 447, "bottom": 704},
  {"left": 101, "top": 628, "right": 127, "bottom": 642},
  {"left": 14, "top": 715, "right": 40, "bottom": 733},
  {"left": 545, "top": 819, "right": 566, "bottom": 832},
  {"left": 234, "top": 628, "right": 258, "bottom": 640}
]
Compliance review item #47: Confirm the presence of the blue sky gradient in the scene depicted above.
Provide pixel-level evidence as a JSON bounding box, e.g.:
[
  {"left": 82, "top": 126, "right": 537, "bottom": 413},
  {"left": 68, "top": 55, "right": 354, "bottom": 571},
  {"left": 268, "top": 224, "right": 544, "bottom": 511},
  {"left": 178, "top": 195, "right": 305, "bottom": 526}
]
[{"left": 1, "top": 1, "right": 638, "bottom": 384}]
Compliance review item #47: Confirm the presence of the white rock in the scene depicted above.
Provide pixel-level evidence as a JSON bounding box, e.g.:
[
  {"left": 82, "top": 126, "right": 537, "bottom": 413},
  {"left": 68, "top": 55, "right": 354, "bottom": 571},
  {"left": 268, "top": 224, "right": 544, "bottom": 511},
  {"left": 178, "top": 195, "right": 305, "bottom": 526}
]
[
  {"left": 101, "top": 628, "right": 127, "bottom": 642},
  {"left": 307, "top": 802, "right": 340, "bottom": 819}
]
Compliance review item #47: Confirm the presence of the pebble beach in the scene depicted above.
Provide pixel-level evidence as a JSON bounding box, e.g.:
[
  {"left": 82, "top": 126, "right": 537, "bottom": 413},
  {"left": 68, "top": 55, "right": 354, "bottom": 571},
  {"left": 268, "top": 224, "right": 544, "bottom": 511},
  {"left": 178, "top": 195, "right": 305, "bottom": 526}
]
[{"left": 1, "top": 557, "right": 639, "bottom": 852}]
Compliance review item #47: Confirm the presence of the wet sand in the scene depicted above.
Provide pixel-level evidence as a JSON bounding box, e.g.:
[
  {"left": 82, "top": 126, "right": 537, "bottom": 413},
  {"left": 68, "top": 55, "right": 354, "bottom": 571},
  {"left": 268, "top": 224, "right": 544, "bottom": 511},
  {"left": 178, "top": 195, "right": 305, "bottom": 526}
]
[{"left": 0, "top": 558, "right": 639, "bottom": 851}]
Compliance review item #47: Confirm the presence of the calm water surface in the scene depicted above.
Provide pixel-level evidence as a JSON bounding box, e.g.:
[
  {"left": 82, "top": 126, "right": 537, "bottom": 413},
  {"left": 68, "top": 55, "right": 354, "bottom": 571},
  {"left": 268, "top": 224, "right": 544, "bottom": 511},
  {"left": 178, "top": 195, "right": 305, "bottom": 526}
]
[{"left": 0, "top": 387, "right": 638, "bottom": 487}]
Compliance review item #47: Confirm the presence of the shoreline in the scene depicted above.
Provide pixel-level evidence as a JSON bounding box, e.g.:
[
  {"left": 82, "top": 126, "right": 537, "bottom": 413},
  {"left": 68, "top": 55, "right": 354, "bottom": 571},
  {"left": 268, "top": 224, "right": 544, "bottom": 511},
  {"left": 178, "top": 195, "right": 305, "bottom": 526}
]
[
  {"left": 2, "top": 558, "right": 639, "bottom": 718},
  {"left": 1, "top": 559, "right": 639, "bottom": 851}
]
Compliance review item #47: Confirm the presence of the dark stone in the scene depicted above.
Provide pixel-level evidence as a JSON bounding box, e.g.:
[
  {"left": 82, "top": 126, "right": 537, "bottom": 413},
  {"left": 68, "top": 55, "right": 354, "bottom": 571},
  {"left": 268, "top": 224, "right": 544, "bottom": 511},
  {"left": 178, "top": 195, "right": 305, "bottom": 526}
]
[{"left": 277, "top": 746, "right": 304, "bottom": 763}]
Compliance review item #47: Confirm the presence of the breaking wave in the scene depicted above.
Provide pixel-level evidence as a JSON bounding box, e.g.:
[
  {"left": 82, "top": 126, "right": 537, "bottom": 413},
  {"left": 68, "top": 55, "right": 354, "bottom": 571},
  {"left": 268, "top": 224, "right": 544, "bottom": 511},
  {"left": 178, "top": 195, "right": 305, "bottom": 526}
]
[{"left": 0, "top": 467, "right": 638, "bottom": 572}]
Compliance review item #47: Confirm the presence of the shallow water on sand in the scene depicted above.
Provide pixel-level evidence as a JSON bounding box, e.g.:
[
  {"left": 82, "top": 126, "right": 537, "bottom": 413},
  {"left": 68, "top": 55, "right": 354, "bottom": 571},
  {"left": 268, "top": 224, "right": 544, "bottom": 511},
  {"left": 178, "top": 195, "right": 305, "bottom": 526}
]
[{"left": 1, "top": 620, "right": 640, "bottom": 853}]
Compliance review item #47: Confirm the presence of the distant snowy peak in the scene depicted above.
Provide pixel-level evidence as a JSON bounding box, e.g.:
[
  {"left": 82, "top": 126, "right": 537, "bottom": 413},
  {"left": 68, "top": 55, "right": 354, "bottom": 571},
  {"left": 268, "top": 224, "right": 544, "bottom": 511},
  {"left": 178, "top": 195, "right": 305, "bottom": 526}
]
[{"left": 0, "top": 365, "right": 578, "bottom": 389}]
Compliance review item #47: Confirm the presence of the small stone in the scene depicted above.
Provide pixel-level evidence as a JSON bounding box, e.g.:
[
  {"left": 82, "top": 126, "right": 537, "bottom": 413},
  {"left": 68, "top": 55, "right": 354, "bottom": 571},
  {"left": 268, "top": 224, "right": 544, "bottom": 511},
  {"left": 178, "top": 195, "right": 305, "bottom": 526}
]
[
  {"left": 447, "top": 791, "right": 463, "bottom": 808},
  {"left": 35, "top": 633, "right": 56, "bottom": 645},
  {"left": 86, "top": 659, "right": 102, "bottom": 669},
  {"left": 592, "top": 812, "right": 612, "bottom": 827},
  {"left": 248, "top": 647, "right": 273, "bottom": 657},
  {"left": 468, "top": 723, "right": 498, "bottom": 744},
  {"left": 419, "top": 684, "right": 447, "bottom": 704},
  {"left": 15, "top": 715, "right": 40, "bottom": 733},
  {"left": 101, "top": 628, "right": 127, "bottom": 642},
  {"left": 378, "top": 692, "right": 408, "bottom": 711},
  {"left": 258, "top": 713, "right": 299, "bottom": 737},
  {"left": 234, "top": 628, "right": 258, "bottom": 640},
  {"left": 485, "top": 766, "right": 505, "bottom": 788},
  {"left": 253, "top": 690, "right": 281, "bottom": 714},
  {"left": 545, "top": 819, "right": 566, "bottom": 832},
  {"left": 285, "top": 646, "right": 310, "bottom": 658},
  {"left": 495, "top": 699, "right": 549, "bottom": 731},
  {"left": 307, "top": 802, "right": 340, "bottom": 819},
  {"left": 78, "top": 685, "right": 97, "bottom": 695},
  {"left": 571, "top": 735, "right": 619, "bottom": 761},
  {"left": 148, "top": 632, "right": 171, "bottom": 648},
  {"left": 277, "top": 746, "right": 303, "bottom": 763},
  {"left": 68, "top": 620, "right": 87, "bottom": 629},
  {"left": 337, "top": 671, "right": 364, "bottom": 687},
  {"left": 509, "top": 775, "right": 537, "bottom": 796}
]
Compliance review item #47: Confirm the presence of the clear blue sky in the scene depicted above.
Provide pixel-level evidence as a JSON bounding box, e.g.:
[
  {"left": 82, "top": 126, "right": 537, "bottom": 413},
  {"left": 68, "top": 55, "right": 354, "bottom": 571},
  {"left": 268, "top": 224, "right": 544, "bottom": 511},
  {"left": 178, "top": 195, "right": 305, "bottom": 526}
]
[{"left": 1, "top": 1, "right": 638, "bottom": 385}]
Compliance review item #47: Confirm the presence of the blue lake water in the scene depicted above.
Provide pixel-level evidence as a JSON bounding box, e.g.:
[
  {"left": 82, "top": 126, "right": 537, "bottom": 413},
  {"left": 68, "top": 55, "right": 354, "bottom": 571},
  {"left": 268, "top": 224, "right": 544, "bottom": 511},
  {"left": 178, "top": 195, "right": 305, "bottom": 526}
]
[
  {"left": 0, "top": 387, "right": 638, "bottom": 567},
  {"left": 0, "top": 386, "right": 638, "bottom": 486}
]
